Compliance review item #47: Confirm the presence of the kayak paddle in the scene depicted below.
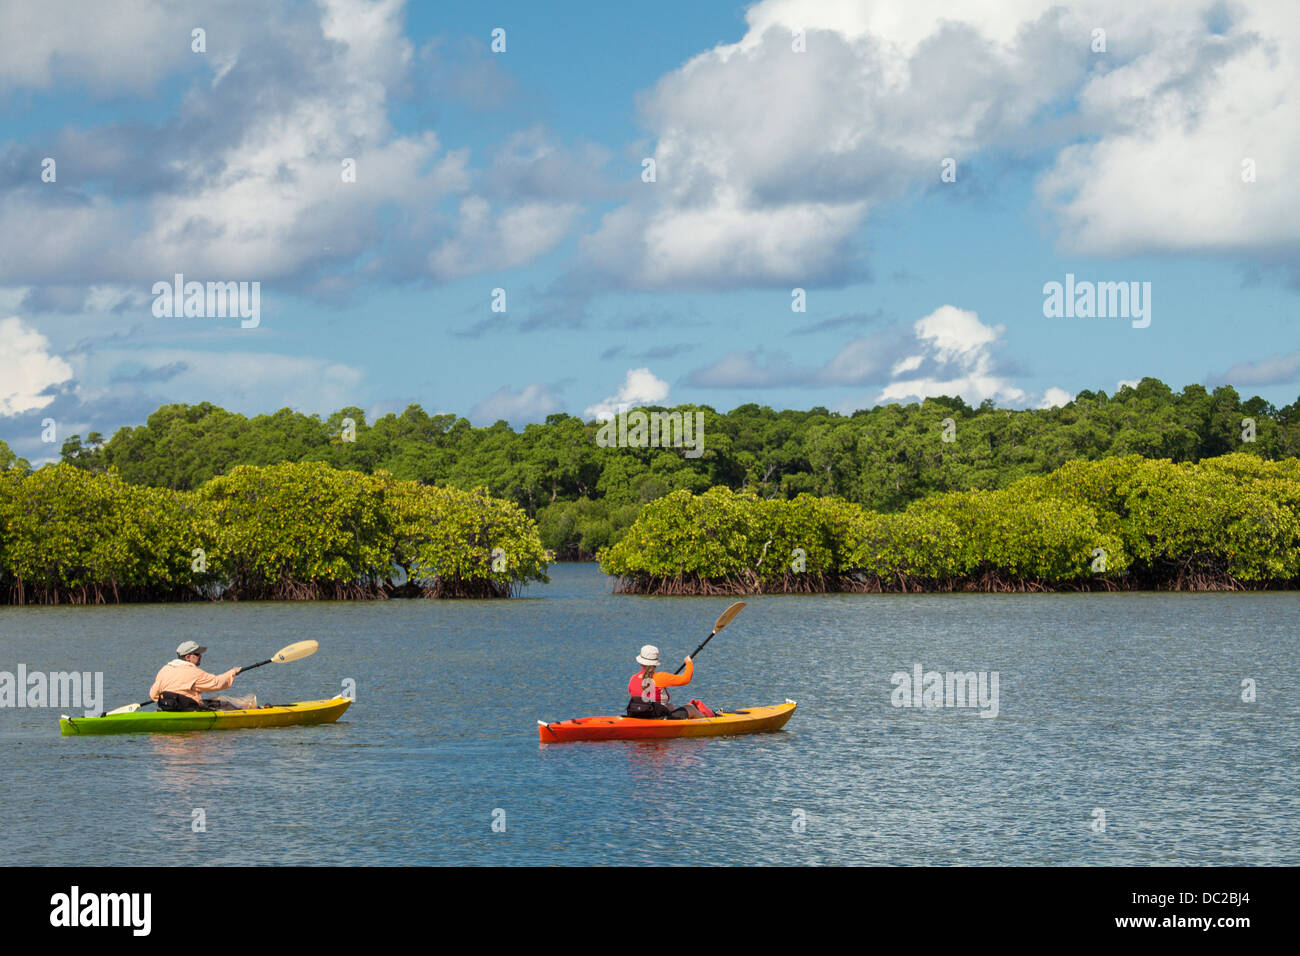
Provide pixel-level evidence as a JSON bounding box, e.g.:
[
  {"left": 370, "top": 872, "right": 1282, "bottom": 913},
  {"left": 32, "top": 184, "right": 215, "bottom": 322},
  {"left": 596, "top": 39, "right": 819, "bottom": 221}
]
[
  {"left": 100, "top": 640, "right": 321, "bottom": 716},
  {"left": 673, "top": 602, "right": 745, "bottom": 674},
  {"left": 237, "top": 639, "right": 320, "bottom": 673}
]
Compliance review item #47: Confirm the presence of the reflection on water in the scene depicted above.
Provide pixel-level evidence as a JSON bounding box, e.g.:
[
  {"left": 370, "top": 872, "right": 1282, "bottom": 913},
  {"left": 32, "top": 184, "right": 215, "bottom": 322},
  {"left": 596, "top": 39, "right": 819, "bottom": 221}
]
[
  {"left": 3, "top": 564, "right": 1299, "bottom": 865},
  {"left": 619, "top": 739, "right": 712, "bottom": 781}
]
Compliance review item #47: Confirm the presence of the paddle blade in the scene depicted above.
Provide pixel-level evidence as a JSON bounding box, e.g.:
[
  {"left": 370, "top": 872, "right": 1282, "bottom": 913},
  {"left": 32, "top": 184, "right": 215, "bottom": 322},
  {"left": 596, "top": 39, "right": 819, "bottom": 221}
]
[
  {"left": 712, "top": 601, "right": 746, "bottom": 634},
  {"left": 272, "top": 640, "right": 319, "bottom": 664},
  {"left": 105, "top": 702, "right": 143, "bottom": 716}
]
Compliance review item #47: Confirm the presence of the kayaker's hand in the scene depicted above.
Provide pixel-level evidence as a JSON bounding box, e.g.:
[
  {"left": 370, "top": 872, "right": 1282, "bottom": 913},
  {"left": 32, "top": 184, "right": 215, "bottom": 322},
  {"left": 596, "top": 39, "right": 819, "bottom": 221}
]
[{"left": 684, "top": 655, "right": 693, "bottom": 664}]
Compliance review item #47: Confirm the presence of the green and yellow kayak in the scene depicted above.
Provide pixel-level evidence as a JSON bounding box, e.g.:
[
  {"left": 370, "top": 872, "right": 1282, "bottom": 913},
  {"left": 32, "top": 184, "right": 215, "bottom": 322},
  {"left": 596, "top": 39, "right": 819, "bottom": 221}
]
[{"left": 59, "top": 697, "right": 352, "bottom": 736}]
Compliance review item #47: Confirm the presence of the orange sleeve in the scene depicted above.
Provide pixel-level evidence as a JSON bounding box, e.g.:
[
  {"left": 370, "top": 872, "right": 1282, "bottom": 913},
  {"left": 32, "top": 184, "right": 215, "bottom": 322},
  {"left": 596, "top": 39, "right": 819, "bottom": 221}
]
[{"left": 654, "top": 657, "right": 693, "bottom": 688}]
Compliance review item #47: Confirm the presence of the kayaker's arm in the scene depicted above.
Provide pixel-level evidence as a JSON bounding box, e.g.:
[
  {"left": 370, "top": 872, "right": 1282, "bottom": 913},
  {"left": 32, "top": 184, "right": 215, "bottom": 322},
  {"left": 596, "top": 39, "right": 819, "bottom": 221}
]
[
  {"left": 655, "top": 657, "right": 693, "bottom": 688},
  {"left": 193, "top": 667, "right": 240, "bottom": 693}
]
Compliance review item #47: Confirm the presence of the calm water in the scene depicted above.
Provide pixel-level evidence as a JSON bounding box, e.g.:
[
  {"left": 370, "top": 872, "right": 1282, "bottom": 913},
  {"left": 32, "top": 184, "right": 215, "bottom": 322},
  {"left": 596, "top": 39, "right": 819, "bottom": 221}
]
[{"left": 2, "top": 563, "right": 1297, "bottom": 865}]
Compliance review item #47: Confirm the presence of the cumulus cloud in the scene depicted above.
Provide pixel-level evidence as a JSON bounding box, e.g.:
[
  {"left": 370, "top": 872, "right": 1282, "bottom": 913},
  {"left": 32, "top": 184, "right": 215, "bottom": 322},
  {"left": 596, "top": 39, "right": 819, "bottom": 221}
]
[
  {"left": 1037, "top": 2, "right": 1300, "bottom": 260},
  {"left": 878, "top": 305, "right": 1026, "bottom": 405},
  {"left": 579, "top": 0, "right": 1088, "bottom": 288},
  {"left": 0, "top": 0, "right": 214, "bottom": 93},
  {"left": 485, "top": 128, "right": 617, "bottom": 203},
  {"left": 1039, "top": 386, "right": 1074, "bottom": 408},
  {"left": 0, "top": 316, "right": 74, "bottom": 415},
  {"left": 0, "top": 340, "right": 365, "bottom": 461},
  {"left": 582, "top": 193, "right": 869, "bottom": 289},
  {"left": 428, "top": 197, "right": 580, "bottom": 281},
  {"left": 584, "top": 368, "right": 670, "bottom": 420},
  {"left": 0, "top": 0, "right": 587, "bottom": 297},
  {"left": 578, "top": 0, "right": 1300, "bottom": 288}
]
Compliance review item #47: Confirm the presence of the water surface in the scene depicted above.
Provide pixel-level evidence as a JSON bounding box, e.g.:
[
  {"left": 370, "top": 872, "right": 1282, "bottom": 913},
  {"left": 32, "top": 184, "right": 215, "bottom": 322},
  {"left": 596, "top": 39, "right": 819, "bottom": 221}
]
[{"left": 2, "top": 564, "right": 1296, "bottom": 865}]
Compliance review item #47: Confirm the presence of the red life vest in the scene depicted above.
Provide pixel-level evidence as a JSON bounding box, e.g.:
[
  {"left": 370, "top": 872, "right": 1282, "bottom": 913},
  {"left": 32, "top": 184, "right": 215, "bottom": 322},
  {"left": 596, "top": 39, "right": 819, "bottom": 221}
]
[{"left": 627, "top": 672, "right": 668, "bottom": 703}]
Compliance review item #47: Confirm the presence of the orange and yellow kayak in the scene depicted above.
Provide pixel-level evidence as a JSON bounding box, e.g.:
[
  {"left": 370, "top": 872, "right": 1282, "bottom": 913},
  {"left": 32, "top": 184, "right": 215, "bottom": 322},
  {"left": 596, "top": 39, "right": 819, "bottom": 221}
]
[{"left": 539, "top": 700, "right": 795, "bottom": 743}]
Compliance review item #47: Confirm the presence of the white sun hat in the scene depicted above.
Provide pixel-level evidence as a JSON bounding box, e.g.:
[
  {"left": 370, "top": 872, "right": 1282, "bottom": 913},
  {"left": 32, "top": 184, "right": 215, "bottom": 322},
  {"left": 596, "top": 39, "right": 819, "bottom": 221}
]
[{"left": 636, "top": 644, "right": 661, "bottom": 667}]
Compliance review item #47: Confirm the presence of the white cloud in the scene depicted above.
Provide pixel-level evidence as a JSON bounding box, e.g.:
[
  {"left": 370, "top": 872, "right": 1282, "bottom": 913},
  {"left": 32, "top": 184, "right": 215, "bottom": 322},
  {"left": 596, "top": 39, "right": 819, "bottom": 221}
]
[
  {"left": 891, "top": 354, "right": 924, "bottom": 376},
  {"left": 914, "top": 306, "right": 1000, "bottom": 365},
  {"left": 0, "top": 316, "right": 74, "bottom": 416},
  {"left": 584, "top": 368, "right": 670, "bottom": 420},
  {"left": 0, "top": 0, "right": 579, "bottom": 292},
  {"left": 0, "top": 0, "right": 215, "bottom": 93},
  {"left": 428, "top": 197, "right": 580, "bottom": 281},
  {"left": 1038, "top": 2, "right": 1300, "bottom": 257},
  {"left": 582, "top": 0, "right": 1300, "bottom": 287},
  {"left": 582, "top": 193, "right": 868, "bottom": 289},
  {"left": 581, "top": 0, "right": 1088, "bottom": 287},
  {"left": 877, "top": 305, "right": 1025, "bottom": 405},
  {"left": 1039, "top": 386, "right": 1073, "bottom": 408}
]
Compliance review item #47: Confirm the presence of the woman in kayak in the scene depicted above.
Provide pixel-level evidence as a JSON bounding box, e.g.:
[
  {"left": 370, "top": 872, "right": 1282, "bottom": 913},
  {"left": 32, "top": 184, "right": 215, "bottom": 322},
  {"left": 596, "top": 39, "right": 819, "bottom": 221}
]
[
  {"left": 149, "top": 641, "right": 243, "bottom": 711},
  {"left": 626, "top": 645, "right": 705, "bottom": 719}
]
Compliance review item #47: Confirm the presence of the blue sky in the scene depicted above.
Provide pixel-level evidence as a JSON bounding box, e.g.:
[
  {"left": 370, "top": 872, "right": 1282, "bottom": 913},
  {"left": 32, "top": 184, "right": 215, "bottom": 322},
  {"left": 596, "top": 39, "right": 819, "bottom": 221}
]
[{"left": 1, "top": 0, "right": 1297, "bottom": 462}]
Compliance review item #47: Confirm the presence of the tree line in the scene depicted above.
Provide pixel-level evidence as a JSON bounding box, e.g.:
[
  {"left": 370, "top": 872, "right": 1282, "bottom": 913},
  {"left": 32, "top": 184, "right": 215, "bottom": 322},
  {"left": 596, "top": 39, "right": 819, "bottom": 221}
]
[
  {"left": 3, "top": 376, "right": 1299, "bottom": 560},
  {"left": 0, "top": 461, "right": 550, "bottom": 604},
  {"left": 598, "top": 454, "right": 1300, "bottom": 593}
]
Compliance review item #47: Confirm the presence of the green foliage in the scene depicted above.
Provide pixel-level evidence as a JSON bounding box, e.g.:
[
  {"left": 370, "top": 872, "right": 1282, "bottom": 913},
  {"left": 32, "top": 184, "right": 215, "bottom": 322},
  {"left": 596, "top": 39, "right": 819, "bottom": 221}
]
[
  {"left": 0, "top": 464, "right": 201, "bottom": 601},
  {"left": 381, "top": 475, "right": 550, "bottom": 596},
  {"left": 600, "top": 453, "right": 1299, "bottom": 592},
  {"left": 601, "top": 487, "right": 765, "bottom": 581},
  {"left": 535, "top": 497, "right": 641, "bottom": 559},
  {"left": 198, "top": 461, "right": 393, "bottom": 597},
  {"left": 10, "top": 374, "right": 1300, "bottom": 556},
  {"left": 760, "top": 494, "right": 864, "bottom": 576},
  {"left": 847, "top": 509, "right": 965, "bottom": 580},
  {"left": 0, "top": 462, "right": 550, "bottom": 603},
  {"left": 902, "top": 485, "right": 1128, "bottom": 581},
  {"left": 0, "top": 438, "right": 30, "bottom": 473},
  {"left": 18, "top": 376, "right": 1300, "bottom": 558}
]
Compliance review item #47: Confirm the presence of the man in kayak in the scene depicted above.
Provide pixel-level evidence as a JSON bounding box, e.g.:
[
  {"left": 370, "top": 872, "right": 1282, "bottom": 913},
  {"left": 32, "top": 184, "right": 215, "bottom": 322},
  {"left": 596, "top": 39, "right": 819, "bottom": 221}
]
[
  {"left": 149, "top": 641, "right": 243, "bottom": 711},
  {"left": 626, "top": 645, "right": 709, "bottom": 719}
]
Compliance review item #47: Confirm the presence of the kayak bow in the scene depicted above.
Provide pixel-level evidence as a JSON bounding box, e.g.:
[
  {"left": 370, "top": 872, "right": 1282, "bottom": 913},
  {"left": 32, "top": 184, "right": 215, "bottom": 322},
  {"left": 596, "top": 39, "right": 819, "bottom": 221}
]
[
  {"left": 538, "top": 699, "right": 795, "bottom": 743},
  {"left": 59, "top": 697, "right": 352, "bottom": 736}
]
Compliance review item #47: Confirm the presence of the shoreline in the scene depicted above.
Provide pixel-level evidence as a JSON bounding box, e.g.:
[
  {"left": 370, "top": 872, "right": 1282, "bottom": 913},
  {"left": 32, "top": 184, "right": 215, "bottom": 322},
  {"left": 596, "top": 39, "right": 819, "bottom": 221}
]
[{"left": 608, "top": 570, "right": 1300, "bottom": 595}]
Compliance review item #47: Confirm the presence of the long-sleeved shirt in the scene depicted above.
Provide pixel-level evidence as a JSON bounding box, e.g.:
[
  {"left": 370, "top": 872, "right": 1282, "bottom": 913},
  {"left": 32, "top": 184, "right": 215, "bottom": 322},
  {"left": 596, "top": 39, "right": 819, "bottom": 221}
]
[
  {"left": 149, "top": 659, "right": 240, "bottom": 703},
  {"left": 627, "top": 658, "right": 693, "bottom": 703}
]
